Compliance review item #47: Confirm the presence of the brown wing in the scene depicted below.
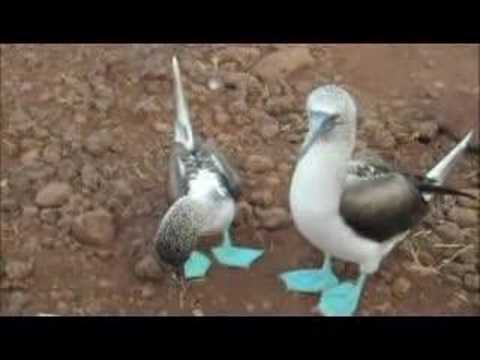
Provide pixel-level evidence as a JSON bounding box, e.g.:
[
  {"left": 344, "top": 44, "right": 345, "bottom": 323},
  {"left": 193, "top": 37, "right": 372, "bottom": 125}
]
[
  {"left": 340, "top": 172, "right": 429, "bottom": 243},
  {"left": 196, "top": 138, "right": 242, "bottom": 200},
  {"left": 168, "top": 136, "right": 242, "bottom": 204}
]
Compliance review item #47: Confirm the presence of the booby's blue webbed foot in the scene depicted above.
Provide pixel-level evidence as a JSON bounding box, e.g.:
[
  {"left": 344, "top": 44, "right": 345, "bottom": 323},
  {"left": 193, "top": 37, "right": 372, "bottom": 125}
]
[
  {"left": 211, "top": 228, "right": 264, "bottom": 268},
  {"left": 184, "top": 251, "right": 212, "bottom": 280},
  {"left": 279, "top": 256, "right": 339, "bottom": 293},
  {"left": 318, "top": 274, "right": 367, "bottom": 316}
]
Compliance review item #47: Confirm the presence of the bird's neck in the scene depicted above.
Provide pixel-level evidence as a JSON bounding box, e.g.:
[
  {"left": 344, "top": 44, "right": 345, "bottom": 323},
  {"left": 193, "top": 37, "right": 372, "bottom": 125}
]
[{"left": 290, "top": 140, "right": 352, "bottom": 213}]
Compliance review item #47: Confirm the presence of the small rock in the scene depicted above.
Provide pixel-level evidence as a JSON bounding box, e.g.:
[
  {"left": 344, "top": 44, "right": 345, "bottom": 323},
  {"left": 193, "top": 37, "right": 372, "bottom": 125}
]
[
  {"left": 392, "top": 277, "right": 411, "bottom": 299},
  {"left": 95, "top": 249, "right": 114, "bottom": 261},
  {"left": 464, "top": 273, "right": 480, "bottom": 291},
  {"left": 72, "top": 208, "right": 115, "bottom": 246},
  {"left": 3, "top": 140, "right": 19, "bottom": 157},
  {"left": 245, "top": 155, "right": 275, "bottom": 174},
  {"left": 57, "top": 159, "right": 78, "bottom": 181},
  {"left": 250, "top": 190, "right": 274, "bottom": 207},
  {"left": 42, "top": 143, "right": 63, "bottom": 163},
  {"left": 260, "top": 122, "right": 280, "bottom": 140},
  {"left": 20, "top": 149, "right": 40, "bottom": 165},
  {"left": 450, "top": 207, "right": 478, "bottom": 228},
  {"left": 379, "top": 270, "right": 394, "bottom": 284},
  {"left": 56, "top": 301, "right": 69, "bottom": 314},
  {"left": 74, "top": 113, "right": 87, "bottom": 124},
  {"left": 445, "top": 274, "right": 463, "bottom": 286},
  {"left": 35, "top": 182, "right": 72, "bottom": 208},
  {"left": 228, "top": 99, "right": 249, "bottom": 115},
  {"left": 456, "top": 189, "right": 479, "bottom": 209},
  {"left": 134, "top": 254, "right": 164, "bottom": 281},
  {"left": 265, "top": 176, "right": 282, "bottom": 188},
  {"left": 278, "top": 163, "right": 291, "bottom": 174},
  {"left": 40, "top": 236, "right": 56, "bottom": 249},
  {"left": 153, "top": 122, "right": 169, "bottom": 133},
  {"left": 81, "top": 163, "right": 101, "bottom": 191},
  {"left": 261, "top": 300, "right": 272, "bottom": 311},
  {"left": 192, "top": 309, "right": 204, "bottom": 316},
  {"left": 214, "top": 107, "right": 230, "bottom": 125},
  {"left": 1, "top": 198, "right": 18, "bottom": 213},
  {"left": 444, "top": 263, "right": 476, "bottom": 278},
  {"left": 5, "top": 259, "right": 34, "bottom": 281},
  {"left": 416, "top": 121, "right": 439, "bottom": 142},
  {"left": 22, "top": 162, "right": 57, "bottom": 182},
  {"left": 255, "top": 207, "right": 291, "bottom": 230},
  {"left": 459, "top": 251, "right": 478, "bottom": 266},
  {"left": 391, "top": 99, "right": 407, "bottom": 108},
  {"left": 253, "top": 47, "right": 315, "bottom": 81},
  {"left": 40, "top": 209, "right": 61, "bottom": 225},
  {"left": 208, "top": 76, "right": 223, "bottom": 91},
  {"left": 233, "top": 115, "right": 250, "bottom": 127},
  {"left": 7, "top": 291, "right": 30, "bottom": 314},
  {"left": 425, "top": 59, "right": 436, "bottom": 68},
  {"left": 371, "top": 301, "right": 393, "bottom": 315},
  {"left": 113, "top": 179, "right": 134, "bottom": 201},
  {"left": 98, "top": 279, "right": 112, "bottom": 289},
  {"left": 233, "top": 201, "right": 254, "bottom": 228},
  {"left": 23, "top": 205, "right": 39, "bottom": 218},
  {"left": 85, "top": 129, "right": 113, "bottom": 156},
  {"left": 140, "top": 285, "right": 156, "bottom": 300},
  {"left": 57, "top": 216, "right": 73, "bottom": 235},
  {"left": 418, "top": 251, "right": 436, "bottom": 267},
  {"left": 435, "top": 222, "right": 462, "bottom": 242},
  {"left": 265, "top": 96, "right": 296, "bottom": 116}
]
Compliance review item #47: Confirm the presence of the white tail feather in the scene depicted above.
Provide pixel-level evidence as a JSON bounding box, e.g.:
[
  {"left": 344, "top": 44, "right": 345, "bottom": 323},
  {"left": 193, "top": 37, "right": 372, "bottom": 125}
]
[
  {"left": 423, "top": 130, "right": 474, "bottom": 202},
  {"left": 172, "top": 56, "right": 194, "bottom": 151}
]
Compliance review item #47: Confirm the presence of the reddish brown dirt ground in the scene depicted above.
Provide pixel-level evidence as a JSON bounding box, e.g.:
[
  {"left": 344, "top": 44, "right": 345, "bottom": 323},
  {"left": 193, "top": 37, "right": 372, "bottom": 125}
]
[{"left": 1, "top": 44, "right": 479, "bottom": 316}]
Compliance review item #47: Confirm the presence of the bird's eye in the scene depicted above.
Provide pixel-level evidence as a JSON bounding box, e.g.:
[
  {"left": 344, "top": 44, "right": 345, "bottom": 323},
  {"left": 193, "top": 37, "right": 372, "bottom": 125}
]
[{"left": 330, "top": 114, "right": 341, "bottom": 124}]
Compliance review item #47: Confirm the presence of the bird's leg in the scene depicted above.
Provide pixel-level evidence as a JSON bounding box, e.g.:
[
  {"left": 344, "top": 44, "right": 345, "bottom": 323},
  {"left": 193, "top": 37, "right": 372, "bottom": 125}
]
[
  {"left": 183, "top": 251, "right": 212, "bottom": 280},
  {"left": 318, "top": 272, "right": 368, "bottom": 316},
  {"left": 279, "top": 254, "right": 340, "bottom": 294},
  {"left": 211, "top": 226, "right": 264, "bottom": 268}
]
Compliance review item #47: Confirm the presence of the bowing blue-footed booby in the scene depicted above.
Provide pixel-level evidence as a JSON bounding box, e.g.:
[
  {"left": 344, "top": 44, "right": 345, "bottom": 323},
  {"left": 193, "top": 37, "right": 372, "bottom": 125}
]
[
  {"left": 153, "top": 56, "right": 263, "bottom": 280},
  {"left": 280, "top": 84, "right": 476, "bottom": 316}
]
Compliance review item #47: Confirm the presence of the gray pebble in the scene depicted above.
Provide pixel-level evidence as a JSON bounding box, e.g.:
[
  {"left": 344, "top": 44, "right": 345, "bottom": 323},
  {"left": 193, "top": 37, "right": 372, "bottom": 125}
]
[
  {"left": 392, "top": 277, "right": 411, "bottom": 299},
  {"left": 245, "top": 155, "right": 275, "bottom": 174},
  {"left": 35, "top": 182, "right": 72, "bottom": 208}
]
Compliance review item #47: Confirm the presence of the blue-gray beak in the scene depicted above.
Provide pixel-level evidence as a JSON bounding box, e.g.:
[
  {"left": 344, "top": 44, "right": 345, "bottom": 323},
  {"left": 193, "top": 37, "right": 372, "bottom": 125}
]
[{"left": 299, "top": 111, "right": 334, "bottom": 157}]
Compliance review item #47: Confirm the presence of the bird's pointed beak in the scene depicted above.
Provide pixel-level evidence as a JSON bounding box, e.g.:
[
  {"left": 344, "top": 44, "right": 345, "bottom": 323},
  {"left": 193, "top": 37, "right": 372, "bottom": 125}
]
[{"left": 300, "top": 111, "right": 331, "bottom": 156}]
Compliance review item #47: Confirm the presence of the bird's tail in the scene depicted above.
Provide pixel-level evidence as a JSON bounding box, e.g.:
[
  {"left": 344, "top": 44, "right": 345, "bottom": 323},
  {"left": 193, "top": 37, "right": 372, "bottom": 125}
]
[
  {"left": 172, "top": 56, "right": 195, "bottom": 151},
  {"left": 422, "top": 130, "right": 474, "bottom": 202}
]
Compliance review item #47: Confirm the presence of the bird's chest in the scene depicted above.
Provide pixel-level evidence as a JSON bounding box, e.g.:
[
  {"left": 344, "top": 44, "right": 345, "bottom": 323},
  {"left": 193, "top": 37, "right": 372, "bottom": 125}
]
[
  {"left": 289, "top": 147, "right": 349, "bottom": 243},
  {"left": 188, "top": 170, "right": 235, "bottom": 235}
]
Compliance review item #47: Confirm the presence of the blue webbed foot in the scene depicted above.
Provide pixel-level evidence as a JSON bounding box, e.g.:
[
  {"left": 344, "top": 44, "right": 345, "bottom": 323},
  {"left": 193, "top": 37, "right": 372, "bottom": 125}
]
[
  {"left": 212, "top": 227, "right": 264, "bottom": 268},
  {"left": 184, "top": 251, "right": 212, "bottom": 280},
  {"left": 279, "top": 268, "right": 339, "bottom": 294},
  {"left": 318, "top": 274, "right": 367, "bottom": 316},
  {"left": 212, "top": 245, "right": 264, "bottom": 268},
  {"left": 279, "top": 255, "right": 339, "bottom": 293}
]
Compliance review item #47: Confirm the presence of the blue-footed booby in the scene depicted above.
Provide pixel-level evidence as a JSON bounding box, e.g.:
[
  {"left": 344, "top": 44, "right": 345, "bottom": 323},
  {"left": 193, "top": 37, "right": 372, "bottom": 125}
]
[
  {"left": 279, "top": 85, "right": 476, "bottom": 316},
  {"left": 153, "top": 56, "right": 263, "bottom": 280}
]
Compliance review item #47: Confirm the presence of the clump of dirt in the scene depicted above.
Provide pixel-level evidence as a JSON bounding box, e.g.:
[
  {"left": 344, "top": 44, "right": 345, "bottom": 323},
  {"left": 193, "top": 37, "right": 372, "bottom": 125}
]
[{"left": 1, "top": 44, "right": 478, "bottom": 315}]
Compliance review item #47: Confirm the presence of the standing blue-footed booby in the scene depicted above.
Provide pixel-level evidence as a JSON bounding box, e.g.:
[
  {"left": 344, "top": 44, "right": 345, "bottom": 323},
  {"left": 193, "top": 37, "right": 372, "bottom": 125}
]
[
  {"left": 153, "top": 56, "right": 263, "bottom": 280},
  {"left": 279, "top": 85, "right": 476, "bottom": 316}
]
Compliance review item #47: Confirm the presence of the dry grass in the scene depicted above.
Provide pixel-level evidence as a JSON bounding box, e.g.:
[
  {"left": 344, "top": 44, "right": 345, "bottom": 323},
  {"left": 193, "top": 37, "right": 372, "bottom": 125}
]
[{"left": 405, "top": 228, "right": 476, "bottom": 277}]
